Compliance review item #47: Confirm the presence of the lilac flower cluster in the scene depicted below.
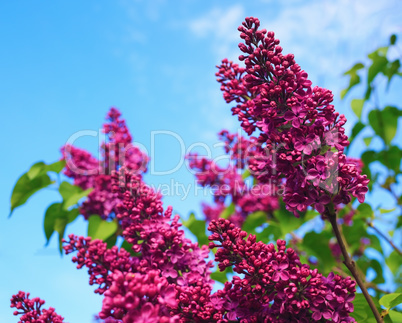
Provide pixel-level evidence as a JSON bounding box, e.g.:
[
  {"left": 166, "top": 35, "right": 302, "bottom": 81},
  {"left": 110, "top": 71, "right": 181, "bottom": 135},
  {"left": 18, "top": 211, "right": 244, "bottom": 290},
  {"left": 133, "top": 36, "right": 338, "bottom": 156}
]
[
  {"left": 208, "top": 219, "right": 356, "bottom": 322},
  {"left": 63, "top": 236, "right": 136, "bottom": 295},
  {"left": 10, "top": 291, "right": 64, "bottom": 323},
  {"left": 12, "top": 166, "right": 357, "bottom": 322},
  {"left": 100, "top": 270, "right": 179, "bottom": 322},
  {"left": 216, "top": 17, "right": 369, "bottom": 216},
  {"left": 61, "top": 166, "right": 215, "bottom": 322},
  {"left": 10, "top": 24, "right": 363, "bottom": 320},
  {"left": 188, "top": 131, "right": 279, "bottom": 227},
  {"left": 59, "top": 161, "right": 356, "bottom": 322},
  {"left": 61, "top": 108, "right": 149, "bottom": 219}
]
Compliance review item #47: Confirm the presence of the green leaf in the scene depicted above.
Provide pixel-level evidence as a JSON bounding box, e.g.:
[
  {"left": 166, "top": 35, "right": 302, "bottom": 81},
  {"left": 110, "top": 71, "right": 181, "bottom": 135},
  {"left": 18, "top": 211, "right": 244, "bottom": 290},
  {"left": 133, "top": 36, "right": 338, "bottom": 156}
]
[
  {"left": 43, "top": 203, "right": 79, "bottom": 246},
  {"left": 361, "top": 150, "right": 377, "bottom": 166},
  {"left": 255, "top": 223, "right": 282, "bottom": 243},
  {"left": 242, "top": 169, "right": 251, "bottom": 180},
  {"left": 220, "top": 203, "right": 235, "bottom": 219},
  {"left": 182, "top": 213, "right": 209, "bottom": 246},
  {"left": 10, "top": 160, "right": 67, "bottom": 215},
  {"left": 380, "top": 208, "right": 396, "bottom": 214},
  {"left": 120, "top": 240, "right": 140, "bottom": 257},
  {"left": 54, "top": 217, "right": 68, "bottom": 254},
  {"left": 44, "top": 203, "right": 62, "bottom": 243},
  {"left": 27, "top": 160, "right": 65, "bottom": 178},
  {"left": 67, "top": 208, "right": 79, "bottom": 223},
  {"left": 367, "top": 233, "right": 382, "bottom": 253},
  {"left": 370, "top": 259, "right": 385, "bottom": 284},
  {"left": 10, "top": 164, "right": 53, "bottom": 215},
  {"left": 46, "top": 160, "right": 66, "bottom": 173},
  {"left": 351, "top": 99, "right": 365, "bottom": 119},
  {"left": 210, "top": 266, "right": 233, "bottom": 284},
  {"left": 43, "top": 202, "right": 78, "bottom": 253},
  {"left": 27, "top": 162, "right": 47, "bottom": 179},
  {"left": 349, "top": 121, "right": 365, "bottom": 144},
  {"left": 64, "top": 188, "right": 92, "bottom": 209},
  {"left": 386, "top": 251, "right": 402, "bottom": 275},
  {"left": 381, "top": 146, "right": 402, "bottom": 172},
  {"left": 390, "top": 34, "right": 397, "bottom": 45},
  {"left": 351, "top": 293, "right": 370, "bottom": 321},
  {"left": 364, "top": 86, "right": 373, "bottom": 101},
  {"left": 343, "top": 219, "right": 367, "bottom": 253},
  {"left": 368, "top": 50, "right": 388, "bottom": 84},
  {"left": 363, "top": 136, "right": 373, "bottom": 147},
  {"left": 380, "top": 293, "right": 402, "bottom": 309},
  {"left": 389, "top": 309, "right": 402, "bottom": 322},
  {"left": 104, "top": 235, "right": 118, "bottom": 249},
  {"left": 368, "top": 106, "right": 400, "bottom": 146},
  {"left": 344, "top": 63, "right": 365, "bottom": 76},
  {"left": 59, "top": 181, "right": 81, "bottom": 199},
  {"left": 356, "top": 203, "right": 374, "bottom": 220},
  {"left": 386, "top": 59, "right": 401, "bottom": 85},
  {"left": 303, "top": 209, "right": 319, "bottom": 221},
  {"left": 242, "top": 211, "right": 267, "bottom": 233},
  {"left": 302, "top": 230, "right": 335, "bottom": 272},
  {"left": 273, "top": 203, "right": 303, "bottom": 237},
  {"left": 341, "top": 63, "right": 364, "bottom": 99},
  {"left": 59, "top": 182, "right": 92, "bottom": 210},
  {"left": 87, "top": 215, "right": 118, "bottom": 241}
]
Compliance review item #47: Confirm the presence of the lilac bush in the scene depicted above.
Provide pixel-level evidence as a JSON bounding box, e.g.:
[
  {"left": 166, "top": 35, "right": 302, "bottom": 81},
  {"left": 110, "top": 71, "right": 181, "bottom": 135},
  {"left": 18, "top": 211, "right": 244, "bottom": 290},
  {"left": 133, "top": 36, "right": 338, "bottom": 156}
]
[{"left": 11, "top": 16, "right": 401, "bottom": 323}]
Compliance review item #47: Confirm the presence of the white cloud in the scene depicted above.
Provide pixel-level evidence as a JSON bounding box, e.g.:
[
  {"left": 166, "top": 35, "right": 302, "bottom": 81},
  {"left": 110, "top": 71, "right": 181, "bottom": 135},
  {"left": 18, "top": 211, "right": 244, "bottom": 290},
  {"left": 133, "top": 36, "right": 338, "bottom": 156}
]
[
  {"left": 188, "top": 0, "right": 402, "bottom": 120},
  {"left": 262, "top": 0, "right": 402, "bottom": 87},
  {"left": 189, "top": 5, "right": 245, "bottom": 59},
  {"left": 189, "top": 1, "right": 402, "bottom": 81}
]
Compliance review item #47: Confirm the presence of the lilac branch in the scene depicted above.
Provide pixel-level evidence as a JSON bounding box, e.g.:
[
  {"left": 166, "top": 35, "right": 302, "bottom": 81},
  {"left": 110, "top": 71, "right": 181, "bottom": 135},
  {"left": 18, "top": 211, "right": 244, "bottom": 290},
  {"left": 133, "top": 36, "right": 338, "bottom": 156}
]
[
  {"left": 326, "top": 207, "right": 383, "bottom": 323},
  {"left": 368, "top": 221, "right": 402, "bottom": 256}
]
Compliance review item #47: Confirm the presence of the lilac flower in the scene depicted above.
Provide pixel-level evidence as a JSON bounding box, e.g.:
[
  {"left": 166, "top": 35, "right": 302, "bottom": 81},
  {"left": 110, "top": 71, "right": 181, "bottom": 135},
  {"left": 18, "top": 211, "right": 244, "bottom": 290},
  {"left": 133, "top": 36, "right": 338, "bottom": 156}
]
[
  {"left": 217, "top": 16, "right": 369, "bottom": 216},
  {"left": 161, "top": 263, "right": 178, "bottom": 279},
  {"left": 284, "top": 104, "right": 307, "bottom": 128}
]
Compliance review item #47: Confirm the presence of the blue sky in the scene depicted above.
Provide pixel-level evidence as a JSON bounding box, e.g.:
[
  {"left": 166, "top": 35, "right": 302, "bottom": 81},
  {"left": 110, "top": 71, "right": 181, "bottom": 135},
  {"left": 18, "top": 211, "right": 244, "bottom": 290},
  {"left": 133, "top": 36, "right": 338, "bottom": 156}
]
[{"left": 1, "top": 0, "right": 402, "bottom": 321}]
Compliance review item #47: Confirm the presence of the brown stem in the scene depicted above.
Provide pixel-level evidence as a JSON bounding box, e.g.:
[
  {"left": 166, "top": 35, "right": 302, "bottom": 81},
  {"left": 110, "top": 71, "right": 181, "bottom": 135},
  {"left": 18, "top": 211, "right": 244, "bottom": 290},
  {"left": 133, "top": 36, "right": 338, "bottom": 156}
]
[
  {"left": 327, "top": 209, "right": 383, "bottom": 323},
  {"left": 368, "top": 222, "right": 402, "bottom": 256}
]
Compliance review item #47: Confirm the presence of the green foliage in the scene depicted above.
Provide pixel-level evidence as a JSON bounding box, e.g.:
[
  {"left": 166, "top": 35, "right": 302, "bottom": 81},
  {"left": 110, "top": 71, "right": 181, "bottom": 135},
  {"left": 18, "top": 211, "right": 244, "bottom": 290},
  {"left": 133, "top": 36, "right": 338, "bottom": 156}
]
[
  {"left": 242, "top": 211, "right": 267, "bottom": 233},
  {"left": 8, "top": 33, "right": 402, "bottom": 321},
  {"left": 380, "top": 293, "right": 402, "bottom": 310},
  {"left": 120, "top": 240, "right": 140, "bottom": 257},
  {"left": 10, "top": 160, "right": 65, "bottom": 215},
  {"left": 388, "top": 310, "right": 402, "bottom": 322},
  {"left": 273, "top": 203, "right": 304, "bottom": 237},
  {"left": 87, "top": 215, "right": 118, "bottom": 242},
  {"left": 9, "top": 159, "right": 95, "bottom": 252},
  {"left": 44, "top": 203, "right": 79, "bottom": 253},
  {"left": 368, "top": 106, "right": 400, "bottom": 146},
  {"left": 367, "top": 48, "right": 389, "bottom": 85},
  {"left": 351, "top": 293, "right": 380, "bottom": 322},
  {"left": 341, "top": 63, "right": 364, "bottom": 99},
  {"left": 182, "top": 213, "right": 209, "bottom": 246},
  {"left": 210, "top": 266, "right": 233, "bottom": 285},
  {"left": 379, "top": 293, "right": 402, "bottom": 322},
  {"left": 59, "top": 181, "right": 92, "bottom": 210},
  {"left": 348, "top": 121, "right": 365, "bottom": 144},
  {"left": 386, "top": 251, "right": 402, "bottom": 276},
  {"left": 242, "top": 168, "right": 251, "bottom": 180},
  {"left": 219, "top": 202, "right": 235, "bottom": 219},
  {"left": 351, "top": 98, "right": 365, "bottom": 119},
  {"left": 340, "top": 34, "right": 402, "bottom": 318},
  {"left": 302, "top": 230, "right": 335, "bottom": 272}
]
